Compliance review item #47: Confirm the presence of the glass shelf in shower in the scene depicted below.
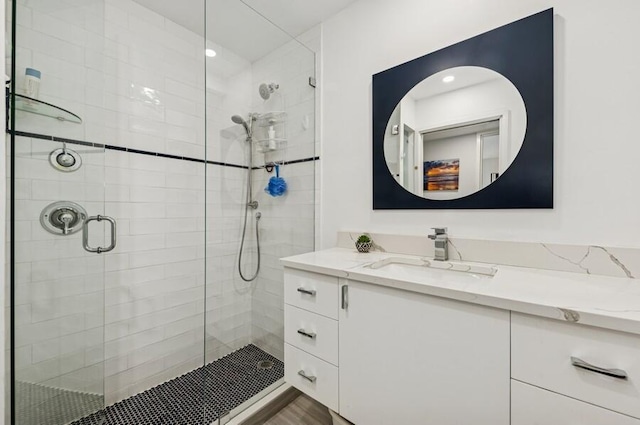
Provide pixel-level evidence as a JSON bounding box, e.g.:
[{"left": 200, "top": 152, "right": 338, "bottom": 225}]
[
  {"left": 255, "top": 111, "right": 287, "bottom": 126},
  {"left": 255, "top": 138, "right": 287, "bottom": 152},
  {"left": 12, "top": 93, "right": 83, "bottom": 124}
]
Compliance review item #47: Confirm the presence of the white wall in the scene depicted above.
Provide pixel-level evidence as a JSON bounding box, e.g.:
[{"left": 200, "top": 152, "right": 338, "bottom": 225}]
[{"left": 320, "top": 0, "right": 640, "bottom": 248}]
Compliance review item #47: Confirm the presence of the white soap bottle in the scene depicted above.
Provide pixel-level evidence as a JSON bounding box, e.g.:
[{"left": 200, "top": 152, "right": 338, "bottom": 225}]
[{"left": 268, "top": 125, "right": 276, "bottom": 150}]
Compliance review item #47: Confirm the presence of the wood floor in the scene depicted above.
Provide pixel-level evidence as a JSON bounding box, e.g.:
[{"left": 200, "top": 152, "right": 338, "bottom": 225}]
[{"left": 262, "top": 394, "right": 333, "bottom": 425}]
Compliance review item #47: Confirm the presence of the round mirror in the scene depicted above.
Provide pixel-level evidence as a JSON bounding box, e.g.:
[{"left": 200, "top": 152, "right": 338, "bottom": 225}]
[{"left": 383, "top": 66, "right": 527, "bottom": 200}]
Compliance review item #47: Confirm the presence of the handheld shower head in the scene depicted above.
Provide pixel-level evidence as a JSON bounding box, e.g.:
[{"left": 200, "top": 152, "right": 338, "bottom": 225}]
[{"left": 231, "top": 114, "right": 251, "bottom": 136}]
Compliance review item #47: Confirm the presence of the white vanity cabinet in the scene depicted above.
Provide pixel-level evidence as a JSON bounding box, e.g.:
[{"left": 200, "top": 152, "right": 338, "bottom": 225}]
[
  {"left": 283, "top": 267, "right": 510, "bottom": 425},
  {"left": 282, "top": 262, "right": 640, "bottom": 424},
  {"left": 339, "top": 280, "right": 510, "bottom": 425},
  {"left": 283, "top": 269, "right": 340, "bottom": 411},
  {"left": 511, "top": 312, "right": 640, "bottom": 423},
  {"left": 512, "top": 380, "right": 640, "bottom": 425}
]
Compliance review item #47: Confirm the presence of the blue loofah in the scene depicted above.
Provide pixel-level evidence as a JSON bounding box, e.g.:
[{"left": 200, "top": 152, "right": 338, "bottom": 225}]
[{"left": 265, "top": 164, "right": 287, "bottom": 197}]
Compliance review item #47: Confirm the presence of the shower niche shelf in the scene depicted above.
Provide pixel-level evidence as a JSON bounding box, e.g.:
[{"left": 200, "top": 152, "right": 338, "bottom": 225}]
[
  {"left": 12, "top": 93, "right": 83, "bottom": 124},
  {"left": 255, "top": 111, "right": 287, "bottom": 153}
]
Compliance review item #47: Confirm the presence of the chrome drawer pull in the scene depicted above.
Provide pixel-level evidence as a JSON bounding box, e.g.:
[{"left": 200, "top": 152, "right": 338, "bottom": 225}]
[
  {"left": 341, "top": 285, "right": 348, "bottom": 310},
  {"left": 571, "top": 357, "right": 628, "bottom": 380},
  {"left": 297, "top": 329, "right": 317, "bottom": 339},
  {"left": 297, "top": 288, "right": 316, "bottom": 296},
  {"left": 298, "top": 370, "right": 317, "bottom": 383}
]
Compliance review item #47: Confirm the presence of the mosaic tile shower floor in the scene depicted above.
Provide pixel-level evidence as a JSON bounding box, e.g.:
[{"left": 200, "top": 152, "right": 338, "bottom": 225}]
[
  {"left": 69, "top": 345, "right": 284, "bottom": 425},
  {"left": 15, "top": 381, "right": 103, "bottom": 425}
]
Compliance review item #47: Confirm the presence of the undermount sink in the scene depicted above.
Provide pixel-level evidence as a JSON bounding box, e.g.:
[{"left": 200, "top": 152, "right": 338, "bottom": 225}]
[{"left": 368, "top": 256, "right": 498, "bottom": 277}]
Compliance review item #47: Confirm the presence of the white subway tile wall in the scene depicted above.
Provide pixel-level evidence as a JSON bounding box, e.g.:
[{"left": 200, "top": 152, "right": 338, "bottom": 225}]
[
  {"left": 250, "top": 160, "right": 316, "bottom": 359},
  {"left": 14, "top": 0, "right": 222, "bottom": 160},
  {"left": 103, "top": 148, "right": 207, "bottom": 404},
  {"left": 249, "top": 31, "right": 318, "bottom": 360},
  {"left": 204, "top": 157, "right": 252, "bottom": 363},
  {"left": 13, "top": 137, "right": 106, "bottom": 396},
  {"left": 10, "top": 0, "right": 316, "bottom": 411}
]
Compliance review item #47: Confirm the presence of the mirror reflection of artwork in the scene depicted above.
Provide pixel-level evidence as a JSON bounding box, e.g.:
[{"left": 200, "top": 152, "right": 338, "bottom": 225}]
[{"left": 424, "top": 159, "right": 459, "bottom": 191}]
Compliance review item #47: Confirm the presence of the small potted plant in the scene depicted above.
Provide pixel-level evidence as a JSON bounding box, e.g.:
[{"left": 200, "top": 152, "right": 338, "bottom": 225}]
[{"left": 355, "top": 234, "right": 373, "bottom": 253}]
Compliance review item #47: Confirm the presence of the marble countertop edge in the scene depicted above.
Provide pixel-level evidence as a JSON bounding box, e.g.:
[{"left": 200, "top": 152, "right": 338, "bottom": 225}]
[{"left": 280, "top": 248, "right": 640, "bottom": 336}]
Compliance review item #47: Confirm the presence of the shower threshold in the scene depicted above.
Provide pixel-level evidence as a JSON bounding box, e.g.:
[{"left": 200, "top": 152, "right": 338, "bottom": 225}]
[{"left": 71, "top": 344, "right": 284, "bottom": 425}]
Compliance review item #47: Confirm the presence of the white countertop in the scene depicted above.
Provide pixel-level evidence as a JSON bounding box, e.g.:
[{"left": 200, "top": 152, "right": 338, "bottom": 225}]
[{"left": 281, "top": 248, "right": 640, "bottom": 336}]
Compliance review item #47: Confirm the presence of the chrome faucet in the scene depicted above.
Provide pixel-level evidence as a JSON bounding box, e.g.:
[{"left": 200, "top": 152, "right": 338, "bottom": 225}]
[{"left": 428, "top": 227, "right": 448, "bottom": 261}]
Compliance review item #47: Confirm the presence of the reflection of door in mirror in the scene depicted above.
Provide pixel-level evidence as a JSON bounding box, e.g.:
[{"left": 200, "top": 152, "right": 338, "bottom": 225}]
[
  {"left": 480, "top": 132, "right": 500, "bottom": 189},
  {"left": 421, "top": 120, "right": 500, "bottom": 199},
  {"left": 401, "top": 125, "right": 416, "bottom": 193}
]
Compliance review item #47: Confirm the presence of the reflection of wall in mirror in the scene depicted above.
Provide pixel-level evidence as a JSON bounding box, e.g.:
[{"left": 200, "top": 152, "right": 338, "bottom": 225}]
[
  {"left": 415, "top": 77, "right": 525, "bottom": 165},
  {"left": 384, "top": 105, "right": 401, "bottom": 180}
]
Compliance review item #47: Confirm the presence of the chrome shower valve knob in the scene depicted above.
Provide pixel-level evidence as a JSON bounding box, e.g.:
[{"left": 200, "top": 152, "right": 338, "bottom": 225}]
[{"left": 40, "top": 201, "right": 87, "bottom": 236}]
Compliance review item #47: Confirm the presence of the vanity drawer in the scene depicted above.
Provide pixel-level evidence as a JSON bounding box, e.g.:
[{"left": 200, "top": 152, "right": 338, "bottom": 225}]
[
  {"left": 285, "top": 343, "right": 339, "bottom": 411},
  {"left": 285, "top": 305, "right": 339, "bottom": 365},
  {"left": 512, "top": 380, "right": 640, "bottom": 425},
  {"left": 284, "top": 268, "right": 339, "bottom": 319},
  {"left": 512, "top": 313, "right": 640, "bottom": 419}
]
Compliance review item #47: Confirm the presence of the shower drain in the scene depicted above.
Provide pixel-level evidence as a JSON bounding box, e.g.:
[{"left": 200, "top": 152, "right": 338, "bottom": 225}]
[{"left": 257, "top": 360, "right": 274, "bottom": 370}]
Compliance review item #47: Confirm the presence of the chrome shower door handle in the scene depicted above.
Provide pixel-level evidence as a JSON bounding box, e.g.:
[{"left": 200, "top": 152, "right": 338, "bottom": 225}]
[{"left": 83, "top": 215, "right": 117, "bottom": 254}]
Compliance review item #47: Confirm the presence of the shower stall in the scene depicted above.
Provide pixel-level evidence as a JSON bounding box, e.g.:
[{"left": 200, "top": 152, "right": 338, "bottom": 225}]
[{"left": 5, "top": 0, "right": 317, "bottom": 423}]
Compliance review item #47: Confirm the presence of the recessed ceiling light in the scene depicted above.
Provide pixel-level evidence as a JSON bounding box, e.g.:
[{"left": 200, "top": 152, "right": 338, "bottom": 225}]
[
  {"left": 205, "top": 49, "right": 217, "bottom": 58},
  {"left": 442, "top": 75, "right": 455, "bottom": 83}
]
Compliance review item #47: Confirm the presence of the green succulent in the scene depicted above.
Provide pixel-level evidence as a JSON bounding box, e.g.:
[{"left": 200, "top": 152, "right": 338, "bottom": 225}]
[{"left": 356, "top": 234, "right": 371, "bottom": 244}]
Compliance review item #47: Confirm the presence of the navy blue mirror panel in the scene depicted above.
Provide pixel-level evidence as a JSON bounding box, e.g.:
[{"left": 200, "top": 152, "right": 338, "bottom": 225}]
[{"left": 372, "top": 9, "right": 553, "bottom": 209}]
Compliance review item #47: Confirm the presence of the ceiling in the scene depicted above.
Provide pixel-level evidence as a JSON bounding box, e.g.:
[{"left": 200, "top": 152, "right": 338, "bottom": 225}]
[
  {"left": 131, "top": 0, "right": 358, "bottom": 61},
  {"left": 239, "top": 0, "right": 356, "bottom": 38}
]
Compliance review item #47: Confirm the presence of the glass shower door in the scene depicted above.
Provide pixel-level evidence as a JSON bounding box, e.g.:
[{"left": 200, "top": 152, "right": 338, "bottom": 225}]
[{"left": 12, "top": 135, "right": 108, "bottom": 425}]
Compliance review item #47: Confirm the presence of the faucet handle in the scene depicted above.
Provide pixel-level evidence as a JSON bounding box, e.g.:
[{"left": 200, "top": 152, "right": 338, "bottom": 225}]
[{"left": 430, "top": 227, "right": 447, "bottom": 235}]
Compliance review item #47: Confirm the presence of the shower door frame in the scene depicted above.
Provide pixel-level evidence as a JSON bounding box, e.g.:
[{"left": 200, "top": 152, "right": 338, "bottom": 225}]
[{"left": 9, "top": 1, "right": 18, "bottom": 421}]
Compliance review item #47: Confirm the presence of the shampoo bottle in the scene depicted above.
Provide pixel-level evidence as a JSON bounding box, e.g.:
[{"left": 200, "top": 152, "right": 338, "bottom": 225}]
[
  {"left": 268, "top": 125, "right": 276, "bottom": 150},
  {"left": 24, "top": 68, "right": 41, "bottom": 99}
]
